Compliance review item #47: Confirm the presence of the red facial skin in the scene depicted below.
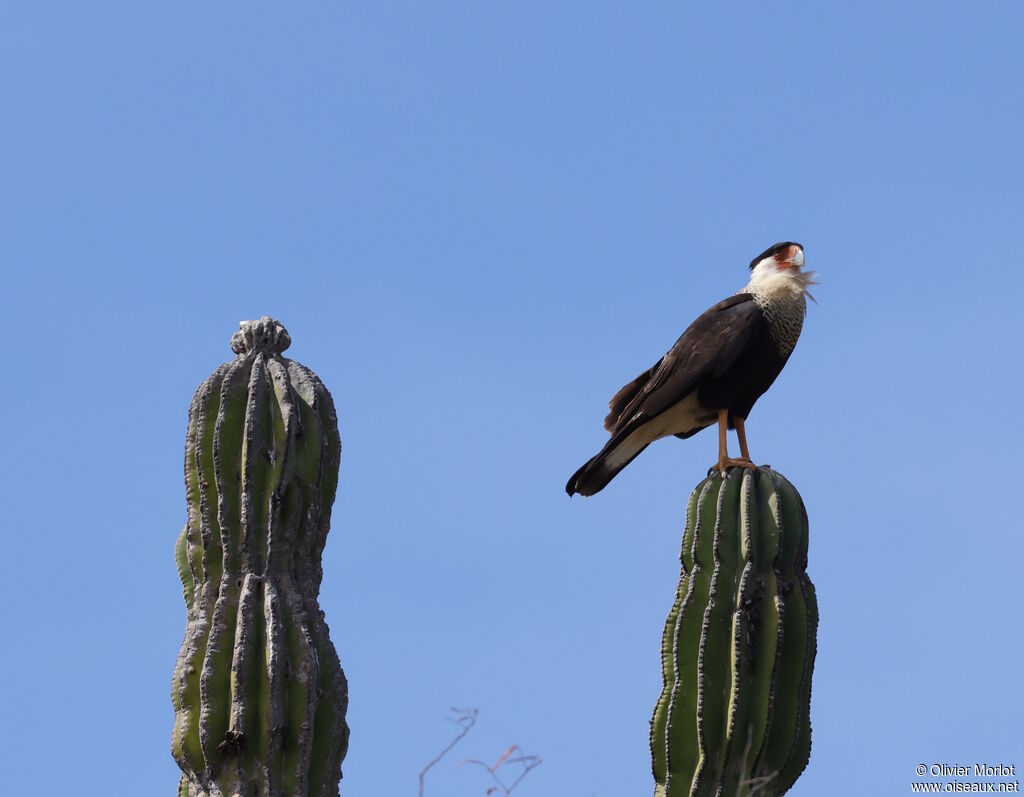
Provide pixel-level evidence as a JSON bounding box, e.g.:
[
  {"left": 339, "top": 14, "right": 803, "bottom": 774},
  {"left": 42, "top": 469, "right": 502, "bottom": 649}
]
[{"left": 773, "top": 244, "right": 804, "bottom": 270}]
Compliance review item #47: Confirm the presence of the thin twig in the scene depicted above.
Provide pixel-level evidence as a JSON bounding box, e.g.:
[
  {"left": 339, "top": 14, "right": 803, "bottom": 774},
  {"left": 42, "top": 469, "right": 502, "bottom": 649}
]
[
  {"left": 459, "top": 744, "right": 543, "bottom": 795},
  {"left": 418, "top": 707, "right": 478, "bottom": 797}
]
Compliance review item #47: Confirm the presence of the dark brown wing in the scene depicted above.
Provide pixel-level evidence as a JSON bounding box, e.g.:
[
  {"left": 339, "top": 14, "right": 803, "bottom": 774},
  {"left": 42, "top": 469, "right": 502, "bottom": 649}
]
[
  {"left": 603, "top": 365, "right": 658, "bottom": 431},
  {"left": 604, "top": 294, "right": 763, "bottom": 436}
]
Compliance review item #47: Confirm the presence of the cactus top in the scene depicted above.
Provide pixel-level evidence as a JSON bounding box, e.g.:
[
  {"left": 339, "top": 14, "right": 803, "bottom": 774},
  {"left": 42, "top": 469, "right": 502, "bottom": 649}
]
[
  {"left": 230, "top": 316, "right": 292, "bottom": 355},
  {"left": 172, "top": 316, "right": 348, "bottom": 795}
]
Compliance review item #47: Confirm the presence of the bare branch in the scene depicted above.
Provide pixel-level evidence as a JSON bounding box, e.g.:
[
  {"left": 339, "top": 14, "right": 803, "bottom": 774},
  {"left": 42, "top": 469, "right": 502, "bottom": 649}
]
[
  {"left": 459, "top": 744, "right": 542, "bottom": 796},
  {"left": 418, "top": 707, "right": 478, "bottom": 797}
]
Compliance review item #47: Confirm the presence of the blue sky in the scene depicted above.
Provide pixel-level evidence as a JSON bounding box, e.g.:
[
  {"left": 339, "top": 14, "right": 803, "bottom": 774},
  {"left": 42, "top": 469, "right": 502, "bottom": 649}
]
[{"left": 2, "top": 3, "right": 1021, "bottom": 795}]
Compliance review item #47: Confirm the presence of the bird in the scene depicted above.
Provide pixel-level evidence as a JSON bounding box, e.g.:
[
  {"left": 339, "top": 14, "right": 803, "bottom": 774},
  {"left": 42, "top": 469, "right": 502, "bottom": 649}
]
[{"left": 565, "top": 241, "right": 817, "bottom": 497}]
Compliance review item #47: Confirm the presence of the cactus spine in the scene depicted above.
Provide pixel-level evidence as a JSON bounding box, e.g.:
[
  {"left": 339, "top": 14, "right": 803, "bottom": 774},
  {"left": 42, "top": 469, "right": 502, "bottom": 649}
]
[
  {"left": 171, "top": 318, "right": 349, "bottom": 797},
  {"left": 650, "top": 467, "right": 817, "bottom": 797}
]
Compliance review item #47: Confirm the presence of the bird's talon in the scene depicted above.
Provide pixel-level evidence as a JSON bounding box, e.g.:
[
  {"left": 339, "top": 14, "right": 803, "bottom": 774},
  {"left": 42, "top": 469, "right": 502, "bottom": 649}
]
[{"left": 711, "top": 457, "right": 758, "bottom": 478}]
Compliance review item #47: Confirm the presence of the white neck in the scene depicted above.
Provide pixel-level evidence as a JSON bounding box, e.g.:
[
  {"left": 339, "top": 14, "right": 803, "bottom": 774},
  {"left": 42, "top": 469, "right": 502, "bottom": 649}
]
[{"left": 742, "top": 261, "right": 818, "bottom": 302}]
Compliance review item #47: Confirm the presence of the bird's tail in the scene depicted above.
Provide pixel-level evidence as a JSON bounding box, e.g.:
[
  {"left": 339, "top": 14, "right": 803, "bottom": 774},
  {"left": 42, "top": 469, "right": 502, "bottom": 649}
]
[{"left": 565, "top": 428, "right": 650, "bottom": 497}]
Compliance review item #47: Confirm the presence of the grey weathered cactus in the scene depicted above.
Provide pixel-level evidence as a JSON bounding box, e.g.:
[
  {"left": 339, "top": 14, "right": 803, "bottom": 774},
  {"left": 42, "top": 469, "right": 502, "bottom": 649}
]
[
  {"left": 651, "top": 467, "right": 817, "bottom": 797},
  {"left": 171, "top": 317, "right": 349, "bottom": 797}
]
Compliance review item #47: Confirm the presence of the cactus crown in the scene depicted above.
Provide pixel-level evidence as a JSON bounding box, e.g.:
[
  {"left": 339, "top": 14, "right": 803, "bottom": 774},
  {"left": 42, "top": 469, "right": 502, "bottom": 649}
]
[{"left": 230, "top": 316, "right": 292, "bottom": 355}]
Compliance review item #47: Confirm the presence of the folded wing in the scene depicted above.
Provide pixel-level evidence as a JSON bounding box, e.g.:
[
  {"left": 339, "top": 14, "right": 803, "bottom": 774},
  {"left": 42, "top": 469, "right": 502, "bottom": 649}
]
[
  {"left": 567, "top": 294, "right": 765, "bottom": 497},
  {"left": 604, "top": 294, "right": 761, "bottom": 437}
]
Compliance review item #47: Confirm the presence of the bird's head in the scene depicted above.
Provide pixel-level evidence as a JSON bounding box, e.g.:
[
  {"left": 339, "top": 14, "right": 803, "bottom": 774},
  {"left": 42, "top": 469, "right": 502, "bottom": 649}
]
[
  {"left": 749, "top": 242, "right": 804, "bottom": 272},
  {"left": 746, "top": 242, "right": 818, "bottom": 302}
]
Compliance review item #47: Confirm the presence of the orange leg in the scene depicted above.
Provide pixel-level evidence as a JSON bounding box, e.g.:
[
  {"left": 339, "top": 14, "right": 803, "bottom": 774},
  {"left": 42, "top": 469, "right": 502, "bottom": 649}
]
[
  {"left": 735, "top": 415, "right": 752, "bottom": 461},
  {"left": 712, "top": 410, "right": 756, "bottom": 477}
]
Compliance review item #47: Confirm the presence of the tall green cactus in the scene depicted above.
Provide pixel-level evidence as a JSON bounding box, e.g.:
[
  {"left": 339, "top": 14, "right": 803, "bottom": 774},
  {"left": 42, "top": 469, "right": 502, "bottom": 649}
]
[
  {"left": 651, "top": 467, "right": 817, "bottom": 797},
  {"left": 171, "top": 317, "right": 349, "bottom": 797}
]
